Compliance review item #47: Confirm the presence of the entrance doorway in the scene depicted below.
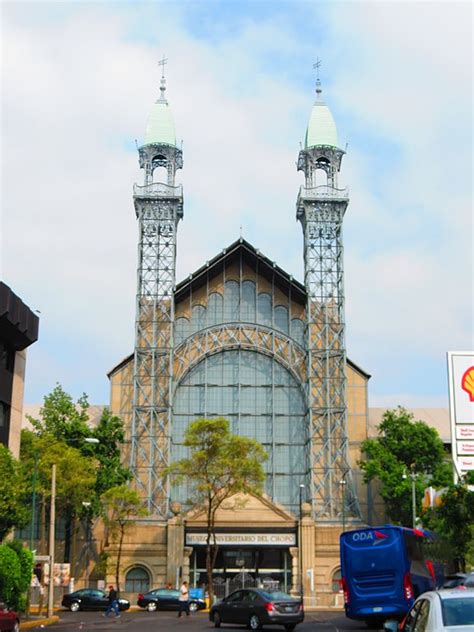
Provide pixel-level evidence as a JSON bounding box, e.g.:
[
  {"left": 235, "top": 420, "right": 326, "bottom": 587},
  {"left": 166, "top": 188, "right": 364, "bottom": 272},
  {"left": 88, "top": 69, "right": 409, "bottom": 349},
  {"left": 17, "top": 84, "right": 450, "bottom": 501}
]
[{"left": 189, "top": 547, "right": 292, "bottom": 597}]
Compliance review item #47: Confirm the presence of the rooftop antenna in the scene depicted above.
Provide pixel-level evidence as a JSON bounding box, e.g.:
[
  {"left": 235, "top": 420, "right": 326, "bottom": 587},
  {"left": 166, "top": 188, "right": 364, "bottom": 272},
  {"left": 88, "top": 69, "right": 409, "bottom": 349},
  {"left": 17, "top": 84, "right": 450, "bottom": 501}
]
[
  {"left": 158, "top": 54, "right": 168, "bottom": 102},
  {"left": 313, "top": 57, "right": 322, "bottom": 99}
]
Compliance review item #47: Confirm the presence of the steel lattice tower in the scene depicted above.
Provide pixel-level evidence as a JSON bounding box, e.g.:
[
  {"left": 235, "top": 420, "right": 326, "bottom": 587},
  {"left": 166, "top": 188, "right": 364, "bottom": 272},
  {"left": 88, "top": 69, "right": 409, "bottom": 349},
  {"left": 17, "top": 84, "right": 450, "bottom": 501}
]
[
  {"left": 296, "top": 78, "right": 361, "bottom": 522},
  {"left": 130, "top": 66, "right": 183, "bottom": 517}
]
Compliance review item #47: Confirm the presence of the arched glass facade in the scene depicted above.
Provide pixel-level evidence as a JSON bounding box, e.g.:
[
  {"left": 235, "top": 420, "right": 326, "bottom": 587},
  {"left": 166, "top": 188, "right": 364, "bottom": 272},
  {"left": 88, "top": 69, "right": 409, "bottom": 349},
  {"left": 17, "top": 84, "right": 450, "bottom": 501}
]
[
  {"left": 174, "top": 280, "right": 305, "bottom": 347},
  {"left": 172, "top": 349, "right": 308, "bottom": 515}
]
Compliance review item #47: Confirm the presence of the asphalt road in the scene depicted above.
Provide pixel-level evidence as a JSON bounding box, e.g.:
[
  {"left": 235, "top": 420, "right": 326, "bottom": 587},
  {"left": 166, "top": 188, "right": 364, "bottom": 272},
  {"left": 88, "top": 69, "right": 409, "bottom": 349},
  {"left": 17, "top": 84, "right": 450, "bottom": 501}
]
[{"left": 23, "top": 610, "right": 379, "bottom": 631}]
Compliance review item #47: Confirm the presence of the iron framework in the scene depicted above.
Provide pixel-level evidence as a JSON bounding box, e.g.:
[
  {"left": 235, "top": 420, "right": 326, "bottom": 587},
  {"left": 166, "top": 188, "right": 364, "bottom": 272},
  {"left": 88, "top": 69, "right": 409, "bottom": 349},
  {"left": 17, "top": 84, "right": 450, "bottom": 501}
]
[
  {"left": 297, "top": 145, "right": 362, "bottom": 521},
  {"left": 131, "top": 142, "right": 183, "bottom": 517}
]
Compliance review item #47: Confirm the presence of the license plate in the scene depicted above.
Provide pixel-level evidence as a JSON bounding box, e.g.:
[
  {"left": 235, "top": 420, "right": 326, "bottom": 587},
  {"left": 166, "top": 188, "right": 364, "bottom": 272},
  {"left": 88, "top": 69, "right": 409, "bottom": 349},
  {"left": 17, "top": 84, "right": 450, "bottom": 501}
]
[
  {"left": 373, "top": 607, "right": 383, "bottom": 612},
  {"left": 285, "top": 607, "right": 293, "bottom": 612}
]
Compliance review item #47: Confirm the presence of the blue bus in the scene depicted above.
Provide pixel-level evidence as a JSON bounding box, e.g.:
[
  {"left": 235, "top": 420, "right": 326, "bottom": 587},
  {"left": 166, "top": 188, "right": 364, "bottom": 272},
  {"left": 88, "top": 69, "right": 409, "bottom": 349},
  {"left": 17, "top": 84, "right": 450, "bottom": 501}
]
[{"left": 340, "top": 525, "right": 448, "bottom": 627}]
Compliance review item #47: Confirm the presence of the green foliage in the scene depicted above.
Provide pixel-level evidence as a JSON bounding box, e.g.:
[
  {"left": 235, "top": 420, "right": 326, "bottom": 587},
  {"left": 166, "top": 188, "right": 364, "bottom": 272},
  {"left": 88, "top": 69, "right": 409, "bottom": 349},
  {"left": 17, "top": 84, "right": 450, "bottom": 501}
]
[
  {"left": 359, "top": 407, "right": 451, "bottom": 526},
  {"left": 0, "top": 445, "right": 30, "bottom": 541},
  {"left": 423, "top": 481, "right": 474, "bottom": 571},
  {"left": 165, "top": 417, "right": 266, "bottom": 601},
  {"left": 0, "top": 545, "right": 21, "bottom": 606},
  {"left": 6, "top": 541, "right": 33, "bottom": 611}
]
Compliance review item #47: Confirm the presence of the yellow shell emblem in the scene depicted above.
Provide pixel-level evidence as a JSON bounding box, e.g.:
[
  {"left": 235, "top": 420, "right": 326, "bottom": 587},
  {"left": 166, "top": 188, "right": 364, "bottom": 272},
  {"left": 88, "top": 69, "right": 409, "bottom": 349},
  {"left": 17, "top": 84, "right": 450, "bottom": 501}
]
[{"left": 461, "top": 366, "right": 474, "bottom": 402}]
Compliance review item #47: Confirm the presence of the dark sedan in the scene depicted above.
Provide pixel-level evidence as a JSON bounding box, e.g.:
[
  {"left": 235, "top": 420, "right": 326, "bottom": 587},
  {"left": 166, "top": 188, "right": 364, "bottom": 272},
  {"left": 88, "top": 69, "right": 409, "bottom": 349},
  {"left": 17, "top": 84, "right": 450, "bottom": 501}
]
[
  {"left": 209, "top": 588, "right": 304, "bottom": 631},
  {"left": 137, "top": 588, "right": 206, "bottom": 612},
  {"left": 61, "top": 589, "right": 130, "bottom": 612}
]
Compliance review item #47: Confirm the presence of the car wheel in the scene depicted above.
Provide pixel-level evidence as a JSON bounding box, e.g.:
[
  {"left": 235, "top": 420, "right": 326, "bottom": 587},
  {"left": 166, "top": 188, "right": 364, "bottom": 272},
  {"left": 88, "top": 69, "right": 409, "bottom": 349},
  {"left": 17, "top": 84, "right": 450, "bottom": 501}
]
[
  {"left": 146, "top": 601, "right": 157, "bottom": 612},
  {"left": 248, "top": 614, "right": 262, "bottom": 630},
  {"left": 69, "top": 601, "right": 80, "bottom": 613},
  {"left": 189, "top": 601, "right": 199, "bottom": 613},
  {"left": 213, "top": 611, "right": 222, "bottom": 628}
]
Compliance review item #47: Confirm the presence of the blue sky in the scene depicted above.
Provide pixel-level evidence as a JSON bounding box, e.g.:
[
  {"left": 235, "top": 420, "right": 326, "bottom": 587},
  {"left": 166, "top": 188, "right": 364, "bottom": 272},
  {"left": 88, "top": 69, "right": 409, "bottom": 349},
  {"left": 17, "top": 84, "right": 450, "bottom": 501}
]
[{"left": 1, "top": 1, "right": 472, "bottom": 408}]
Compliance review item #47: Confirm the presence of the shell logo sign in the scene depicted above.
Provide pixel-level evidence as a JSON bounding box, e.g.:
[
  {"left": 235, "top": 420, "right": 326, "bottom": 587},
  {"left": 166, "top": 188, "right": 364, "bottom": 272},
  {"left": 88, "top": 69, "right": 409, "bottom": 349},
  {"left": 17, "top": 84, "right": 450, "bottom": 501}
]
[{"left": 461, "top": 366, "right": 474, "bottom": 402}]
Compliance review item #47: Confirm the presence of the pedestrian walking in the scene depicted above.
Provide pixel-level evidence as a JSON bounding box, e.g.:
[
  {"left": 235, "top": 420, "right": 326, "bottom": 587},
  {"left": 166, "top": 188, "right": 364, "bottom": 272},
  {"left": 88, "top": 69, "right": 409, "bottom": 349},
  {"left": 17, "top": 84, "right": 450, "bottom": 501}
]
[
  {"left": 104, "top": 585, "right": 120, "bottom": 618},
  {"left": 177, "top": 580, "right": 190, "bottom": 617}
]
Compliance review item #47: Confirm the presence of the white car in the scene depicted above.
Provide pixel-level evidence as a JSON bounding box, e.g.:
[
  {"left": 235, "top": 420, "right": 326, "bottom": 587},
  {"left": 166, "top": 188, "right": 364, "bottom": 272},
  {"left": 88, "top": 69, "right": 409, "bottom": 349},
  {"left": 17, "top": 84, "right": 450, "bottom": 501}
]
[{"left": 384, "top": 590, "right": 474, "bottom": 631}]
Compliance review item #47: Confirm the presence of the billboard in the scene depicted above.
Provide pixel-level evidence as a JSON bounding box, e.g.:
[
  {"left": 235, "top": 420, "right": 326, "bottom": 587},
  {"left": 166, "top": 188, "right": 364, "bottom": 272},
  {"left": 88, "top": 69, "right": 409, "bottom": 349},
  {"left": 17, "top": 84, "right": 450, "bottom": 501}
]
[
  {"left": 42, "top": 562, "right": 71, "bottom": 586},
  {"left": 447, "top": 351, "right": 474, "bottom": 480}
]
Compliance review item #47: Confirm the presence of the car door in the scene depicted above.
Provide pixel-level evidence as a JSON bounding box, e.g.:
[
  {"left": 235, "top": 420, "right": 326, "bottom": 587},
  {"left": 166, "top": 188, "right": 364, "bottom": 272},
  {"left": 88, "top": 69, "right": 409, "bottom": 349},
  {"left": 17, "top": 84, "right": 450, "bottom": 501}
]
[
  {"left": 239, "top": 590, "right": 258, "bottom": 624},
  {"left": 90, "top": 590, "right": 108, "bottom": 610},
  {"left": 220, "top": 590, "right": 244, "bottom": 623},
  {"left": 159, "top": 589, "right": 179, "bottom": 609}
]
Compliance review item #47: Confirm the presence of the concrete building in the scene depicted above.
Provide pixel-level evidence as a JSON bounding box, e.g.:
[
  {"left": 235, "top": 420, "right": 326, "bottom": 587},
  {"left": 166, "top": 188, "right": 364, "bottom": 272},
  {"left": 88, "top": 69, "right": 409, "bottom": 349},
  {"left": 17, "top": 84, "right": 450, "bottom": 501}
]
[{"left": 0, "top": 282, "right": 39, "bottom": 458}]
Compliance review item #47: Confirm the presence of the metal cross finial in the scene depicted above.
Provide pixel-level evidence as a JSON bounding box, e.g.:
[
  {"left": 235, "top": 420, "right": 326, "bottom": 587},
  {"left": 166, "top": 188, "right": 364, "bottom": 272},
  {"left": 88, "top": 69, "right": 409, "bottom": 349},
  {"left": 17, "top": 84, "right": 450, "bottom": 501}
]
[
  {"left": 158, "top": 55, "right": 168, "bottom": 101},
  {"left": 313, "top": 58, "right": 322, "bottom": 97},
  {"left": 158, "top": 55, "right": 168, "bottom": 78}
]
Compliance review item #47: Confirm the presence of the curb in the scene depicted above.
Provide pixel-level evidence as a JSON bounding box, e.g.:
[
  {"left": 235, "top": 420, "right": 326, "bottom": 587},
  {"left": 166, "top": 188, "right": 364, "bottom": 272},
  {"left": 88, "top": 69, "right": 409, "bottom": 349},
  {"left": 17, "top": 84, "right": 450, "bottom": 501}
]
[{"left": 20, "top": 616, "right": 60, "bottom": 629}]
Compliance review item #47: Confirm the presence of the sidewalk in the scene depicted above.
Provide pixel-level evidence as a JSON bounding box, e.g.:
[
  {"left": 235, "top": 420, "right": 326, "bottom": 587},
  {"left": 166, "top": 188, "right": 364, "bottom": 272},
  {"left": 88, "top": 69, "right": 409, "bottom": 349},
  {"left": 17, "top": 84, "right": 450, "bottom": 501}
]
[{"left": 20, "top": 616, "right": 60, "bottom": 629}]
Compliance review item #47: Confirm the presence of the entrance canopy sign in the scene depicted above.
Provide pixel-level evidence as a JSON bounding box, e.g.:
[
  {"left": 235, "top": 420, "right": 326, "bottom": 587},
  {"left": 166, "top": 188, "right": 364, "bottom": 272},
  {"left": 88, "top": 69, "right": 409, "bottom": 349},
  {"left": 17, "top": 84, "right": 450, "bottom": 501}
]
[
  {"left": 186, "top": 532, "right": 296, "bottom": 546},
  {"left": 447, "top": 351, "right": 474, "bottom": 480}
]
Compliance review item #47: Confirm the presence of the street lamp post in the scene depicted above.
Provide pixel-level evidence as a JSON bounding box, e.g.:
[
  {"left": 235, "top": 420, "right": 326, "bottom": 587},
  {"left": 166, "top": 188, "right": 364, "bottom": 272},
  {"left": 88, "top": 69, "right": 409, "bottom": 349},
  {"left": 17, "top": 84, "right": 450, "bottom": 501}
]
[
  {"left": 299, "top": 484, "right": 305, "bottom": 602},
  {"left": 339, "top": 476, "right": 347, "bottom": 532},
  {"left": 47, "top": 463, "right": 56, "bottom": 619},
  {"left": 403, "top": 467, "right": 417, "bottom": 528}
]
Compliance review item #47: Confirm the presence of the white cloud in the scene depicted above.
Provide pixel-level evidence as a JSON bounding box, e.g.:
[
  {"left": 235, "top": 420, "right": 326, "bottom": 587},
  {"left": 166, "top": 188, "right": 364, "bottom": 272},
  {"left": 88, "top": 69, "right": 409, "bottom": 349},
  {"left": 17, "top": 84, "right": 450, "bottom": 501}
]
[{"left": 1, "top": 2, "right": 471, "bottom": 406}]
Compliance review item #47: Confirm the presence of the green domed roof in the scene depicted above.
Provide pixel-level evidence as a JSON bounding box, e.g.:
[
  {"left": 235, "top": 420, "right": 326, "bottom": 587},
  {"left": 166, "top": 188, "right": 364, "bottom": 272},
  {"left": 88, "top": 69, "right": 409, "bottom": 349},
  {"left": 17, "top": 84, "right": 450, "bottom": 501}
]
[
  {"left": 304, "top": 100, "right": 338, "bottom": 149},
  {"left": 144, "top": 100, "right": 176, "bottom": 146}
]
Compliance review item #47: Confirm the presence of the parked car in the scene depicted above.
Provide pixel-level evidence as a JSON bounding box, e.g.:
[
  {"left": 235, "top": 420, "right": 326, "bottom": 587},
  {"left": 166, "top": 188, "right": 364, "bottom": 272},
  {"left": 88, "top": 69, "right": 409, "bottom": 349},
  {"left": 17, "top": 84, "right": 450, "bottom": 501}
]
[
  {"left": 0, "top": 602, "right": 19, "bottom": 632},
  {"left": 137, "top": 587, "right": 206, "bottom": 612},
  {"left": 209, "top": 588, "right": 304, "bottom": 631},
  {"left": 383, "top": 589, "right": 474, "bottom": 631},
  {"left": 443, "top": 572, "right": 474, "bottom": 590},
  {"left": 61, "top": 589, "right": 130, "bottom": 612}
]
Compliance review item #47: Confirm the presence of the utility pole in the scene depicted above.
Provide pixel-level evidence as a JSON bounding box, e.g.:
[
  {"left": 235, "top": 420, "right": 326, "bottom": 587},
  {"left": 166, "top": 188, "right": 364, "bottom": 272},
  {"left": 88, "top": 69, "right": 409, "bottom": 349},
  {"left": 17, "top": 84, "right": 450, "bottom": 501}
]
[{"left": 48, "top": 464, "right": 56, "bottom": 618}]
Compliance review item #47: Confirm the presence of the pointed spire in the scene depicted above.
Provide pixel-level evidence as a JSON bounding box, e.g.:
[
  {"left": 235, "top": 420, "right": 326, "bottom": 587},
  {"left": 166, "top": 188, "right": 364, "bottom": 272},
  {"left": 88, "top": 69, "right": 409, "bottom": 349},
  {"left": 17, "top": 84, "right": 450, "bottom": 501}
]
[
  {"left": 313, "top": 58, "right": 323, "bottom": 101},
  {"left": 158, "top": 55, "right": 168, "bottom": 103}
]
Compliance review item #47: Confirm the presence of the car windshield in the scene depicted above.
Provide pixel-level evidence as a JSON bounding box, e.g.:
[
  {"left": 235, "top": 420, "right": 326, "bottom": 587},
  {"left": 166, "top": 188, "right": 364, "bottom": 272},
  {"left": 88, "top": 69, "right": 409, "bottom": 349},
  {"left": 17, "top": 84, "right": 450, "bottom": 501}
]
[
  {"left": 262, "top": 591, "right": 294, "bottom": 601},
  {"left": 441, "top": 597, "right": 474, "bottom": 626}
]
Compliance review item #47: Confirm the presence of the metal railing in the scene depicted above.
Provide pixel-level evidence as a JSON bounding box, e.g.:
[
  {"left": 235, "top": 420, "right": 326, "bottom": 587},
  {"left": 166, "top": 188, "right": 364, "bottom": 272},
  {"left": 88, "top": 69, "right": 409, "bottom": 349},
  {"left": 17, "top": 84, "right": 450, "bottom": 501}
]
[
  {"left": 133, "top": 182, "right": 183, "bottom": 198},
  {"left": 298, "top": 185, "right": 349, "bottom": 199}
]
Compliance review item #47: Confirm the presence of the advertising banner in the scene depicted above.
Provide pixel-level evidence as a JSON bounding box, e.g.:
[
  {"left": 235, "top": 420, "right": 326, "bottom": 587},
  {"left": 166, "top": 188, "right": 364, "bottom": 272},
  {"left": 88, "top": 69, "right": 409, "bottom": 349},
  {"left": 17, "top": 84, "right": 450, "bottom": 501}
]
[
  {"left": 42, "top": 563, "right": 71, "bottom": 586},
  {"left": 447, "top": 352, "right": 474, "bottom": 480}
]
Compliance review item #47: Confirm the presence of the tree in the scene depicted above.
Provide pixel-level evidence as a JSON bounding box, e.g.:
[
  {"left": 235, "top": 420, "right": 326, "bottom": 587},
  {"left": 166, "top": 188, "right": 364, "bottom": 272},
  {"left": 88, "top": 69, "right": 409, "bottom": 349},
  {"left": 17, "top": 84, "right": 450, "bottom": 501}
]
[
  {"left": 20, "top": 430, "right": 97, "bottom": 561},
  {"left": 101, "top": 485, "right": 146, "bottom": 592},
  {"left": 6, "top": 541, "right": 34, "bottom": 611},
  {"left": 359, "top": 407, "right": 452, "bottom": 526},
  {"left": 422, "top": 479, "right": 474, "bottom": 571},
  {"left": 165, "top": 417, "right": 267, "bottom": 603},
  {"left": 0, "top": 445, "right": 29, "bottom": 541},
  {"left": 0, "top": 544, "right": 20, "bottom": 606}
]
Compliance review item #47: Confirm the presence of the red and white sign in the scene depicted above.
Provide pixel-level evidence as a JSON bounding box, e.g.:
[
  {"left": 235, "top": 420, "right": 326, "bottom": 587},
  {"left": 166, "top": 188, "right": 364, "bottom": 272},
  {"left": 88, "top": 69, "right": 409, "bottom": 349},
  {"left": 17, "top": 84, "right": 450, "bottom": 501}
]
[{"left": 447, "top": 352, "right": 474, "bottom": 481}]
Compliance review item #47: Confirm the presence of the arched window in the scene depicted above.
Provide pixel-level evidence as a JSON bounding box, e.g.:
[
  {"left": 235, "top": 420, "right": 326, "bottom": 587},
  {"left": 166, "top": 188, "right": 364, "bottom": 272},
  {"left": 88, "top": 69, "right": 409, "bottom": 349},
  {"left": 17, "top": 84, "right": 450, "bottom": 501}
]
[
  {"left": 175, "top": 317, "right": 189, "bottom": 345},
  {"left": 274, "top": 306, "right": 289, "bottom": 334},
  {"left": 191, "top": 304, "right": 206, "bottom": 333},
  {"left": 152, "top": 165, "right": 168, "bottom": 184},
  {"left": 331, "top": 568, "right": 342, "bottom": 593},
  {"left": 125, "top": 566, "right": 150, "bottom": 593},
  {"left": 241, "top": 281, "right": 256, "bottom": 323},
  {"left": 207, "top": 293, "right": 223, "bottom": 326},
  {"left": 224, "top": 281, "right": 240, "bottom": 322},
  {"left": 291, "top": 318, "right": 305, "bottom": 347},
  {"left": 257, "top": 293, "right": 272, "bottom": 327}
]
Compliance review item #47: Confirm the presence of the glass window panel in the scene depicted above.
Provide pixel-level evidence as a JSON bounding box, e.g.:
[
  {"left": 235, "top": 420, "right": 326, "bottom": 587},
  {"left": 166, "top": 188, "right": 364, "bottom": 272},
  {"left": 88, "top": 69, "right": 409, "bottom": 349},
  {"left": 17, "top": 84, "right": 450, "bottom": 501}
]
[
  {"left": 274, "top": 306, "right": 289, "bottom": 334},
  {"left": 241, "top": 281, "right": 256, "bottom": 322},
  {"left": 257, "top": 293, "right": 272, "bottom": 327},
  {"left": 224, "top": 281, "right": 240, "bottom": 322},
  {"left": 191, "top": 304, "right": 206, "bottom": 333},
  {"left": 208, "top": 293, "right": 223, "bottom": 326},
  {"left": 173, "top": 387, "right": 189, "bottom": 415},
  {"left": 291, "top": 318, "right": 305, "bottom": 347},
  {"left": 174, "top": 317, "right": 189, "bottom": 345}
]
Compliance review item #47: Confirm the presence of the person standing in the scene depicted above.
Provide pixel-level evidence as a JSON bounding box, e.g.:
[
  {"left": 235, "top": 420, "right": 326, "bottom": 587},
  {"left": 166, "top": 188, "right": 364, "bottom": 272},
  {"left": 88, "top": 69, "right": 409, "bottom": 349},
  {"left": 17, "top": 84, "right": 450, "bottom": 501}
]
[
  {"left": 104, "top": 585, "right": 120, "bottom": 618},
  {"left": 177, "top": 580, "right": 190, "bottom": 617}
]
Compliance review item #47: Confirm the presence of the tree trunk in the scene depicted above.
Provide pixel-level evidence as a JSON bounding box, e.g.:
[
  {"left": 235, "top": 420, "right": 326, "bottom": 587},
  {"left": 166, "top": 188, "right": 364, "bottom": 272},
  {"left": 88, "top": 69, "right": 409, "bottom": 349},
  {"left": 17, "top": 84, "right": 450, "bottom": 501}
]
[
  {"left": 64, "top": 510, "right": 73, "bottom": 562},
  {"left": 116, "top": 525, "right": 125, "bottom": 593}
]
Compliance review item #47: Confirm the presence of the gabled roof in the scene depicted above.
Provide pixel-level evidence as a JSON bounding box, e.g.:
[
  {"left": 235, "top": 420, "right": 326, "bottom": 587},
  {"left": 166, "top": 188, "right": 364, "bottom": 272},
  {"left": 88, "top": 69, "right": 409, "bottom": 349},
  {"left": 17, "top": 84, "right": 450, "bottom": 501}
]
[{"left": 174, "top": 237, "right": 306, "bottom": 305}]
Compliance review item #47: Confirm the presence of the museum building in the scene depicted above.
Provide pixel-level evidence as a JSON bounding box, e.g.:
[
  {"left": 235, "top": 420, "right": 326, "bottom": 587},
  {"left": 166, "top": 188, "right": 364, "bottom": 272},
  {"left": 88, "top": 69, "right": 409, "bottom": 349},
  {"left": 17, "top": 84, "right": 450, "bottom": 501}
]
[{"left": 106, "top": 71, "right": 376, "bottom": 605}]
